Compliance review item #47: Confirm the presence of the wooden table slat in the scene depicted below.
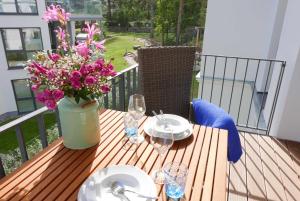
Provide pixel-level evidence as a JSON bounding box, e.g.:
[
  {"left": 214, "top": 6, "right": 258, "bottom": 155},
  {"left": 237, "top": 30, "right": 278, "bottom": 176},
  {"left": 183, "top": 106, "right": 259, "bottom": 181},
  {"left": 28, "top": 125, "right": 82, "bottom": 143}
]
[
  {"left": 201, "top": 127, "right": 219, "bottom": 201},
  {"left": 185, "top": 125, "right": 205, "bottom": 201},
  {"left": 0, "top": 110, "right": 228, "bottom": 201},
  {"left": 212, "top": 129, "right": 228, "bottom": 201},
  {"left": 190, "top": 127, "right": 213, "bottom": 201}
]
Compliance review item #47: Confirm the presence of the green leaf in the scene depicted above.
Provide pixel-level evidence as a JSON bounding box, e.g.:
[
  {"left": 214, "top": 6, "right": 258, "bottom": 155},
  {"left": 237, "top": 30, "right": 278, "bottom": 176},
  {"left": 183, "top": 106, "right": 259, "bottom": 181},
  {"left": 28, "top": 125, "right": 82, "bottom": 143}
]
[{"left": 75, "top": 96, "right": 80, "bottom": 103}]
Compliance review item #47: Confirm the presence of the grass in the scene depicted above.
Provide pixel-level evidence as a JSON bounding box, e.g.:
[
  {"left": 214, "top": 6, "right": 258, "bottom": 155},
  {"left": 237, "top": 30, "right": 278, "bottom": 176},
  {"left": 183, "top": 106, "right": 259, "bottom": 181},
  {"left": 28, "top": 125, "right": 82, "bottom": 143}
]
[
  {"left": 104, "top": 32, "right": 147, "bottom": 71},
  {"left": 0, "top": 113, "right": 56, "bottom": 153}
]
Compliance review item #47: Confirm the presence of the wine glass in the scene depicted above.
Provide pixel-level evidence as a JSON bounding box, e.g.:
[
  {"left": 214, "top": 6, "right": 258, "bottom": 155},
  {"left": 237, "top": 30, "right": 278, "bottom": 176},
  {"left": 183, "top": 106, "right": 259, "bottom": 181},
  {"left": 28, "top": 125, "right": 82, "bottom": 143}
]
[
  {"left": 150, "top": 121, "right": 174, "bottom": 184},
  {"left": 128, "top": 94, "right": 146, "bottom": 144}
]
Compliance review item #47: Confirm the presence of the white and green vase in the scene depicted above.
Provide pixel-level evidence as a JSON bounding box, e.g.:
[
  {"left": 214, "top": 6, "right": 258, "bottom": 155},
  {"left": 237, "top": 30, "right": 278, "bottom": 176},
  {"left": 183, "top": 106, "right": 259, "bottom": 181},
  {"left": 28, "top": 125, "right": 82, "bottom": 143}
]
[{"left": 58, "top": 97, "right": 101, "bottom": 149}]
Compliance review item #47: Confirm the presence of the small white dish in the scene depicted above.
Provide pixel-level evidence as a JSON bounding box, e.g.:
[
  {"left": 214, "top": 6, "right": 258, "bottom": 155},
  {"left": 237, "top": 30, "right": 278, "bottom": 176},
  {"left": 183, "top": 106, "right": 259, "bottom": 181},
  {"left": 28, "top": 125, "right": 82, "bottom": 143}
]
[
  {"left": 78, "top": 165, "right": 157, "bottom": 201},
  {"left": 144, "top": 115, "right": 193, "bottom": 141}
]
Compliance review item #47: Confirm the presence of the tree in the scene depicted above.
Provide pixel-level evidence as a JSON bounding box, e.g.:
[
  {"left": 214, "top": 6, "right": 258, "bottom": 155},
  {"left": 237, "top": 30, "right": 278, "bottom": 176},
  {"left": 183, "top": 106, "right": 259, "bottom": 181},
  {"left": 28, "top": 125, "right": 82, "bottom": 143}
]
[
  {"left": 150, "top": 0, "right": 155, "bottom": 38},
  {"left": 107, "top": 0, "right": 112, "bottom": 23},
  {"left": 176, "top": 0, "right": 184, "bottom": 45}
]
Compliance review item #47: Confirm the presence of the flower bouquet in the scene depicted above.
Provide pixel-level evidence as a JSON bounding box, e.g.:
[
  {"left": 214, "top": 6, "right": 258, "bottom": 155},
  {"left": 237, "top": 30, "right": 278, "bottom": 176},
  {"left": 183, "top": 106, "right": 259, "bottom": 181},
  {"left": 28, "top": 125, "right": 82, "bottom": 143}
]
[
  {"left": 25, "top": 4, "right": 116, "bottom": 149},
  {"left": 26, "top": 4, "right": 116, "bottom": 110}
]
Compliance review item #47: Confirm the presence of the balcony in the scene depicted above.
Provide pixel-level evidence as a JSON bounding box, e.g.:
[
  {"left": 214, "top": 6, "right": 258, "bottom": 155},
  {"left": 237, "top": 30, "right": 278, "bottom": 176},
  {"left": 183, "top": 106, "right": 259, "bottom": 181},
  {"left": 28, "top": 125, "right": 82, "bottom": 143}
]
[
  {"left": 46, "top": 0, "right": 103, "bottom": 20},
  {"left": 0, "top": 55, "right": 299, "bottom": 200}
]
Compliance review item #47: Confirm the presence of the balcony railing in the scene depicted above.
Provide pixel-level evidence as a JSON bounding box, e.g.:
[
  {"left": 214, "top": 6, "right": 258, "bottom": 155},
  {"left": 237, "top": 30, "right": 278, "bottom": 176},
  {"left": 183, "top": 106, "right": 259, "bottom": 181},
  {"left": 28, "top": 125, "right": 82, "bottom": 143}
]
[
  {"left": 194, "top": 54, "right": 285, "bottom": 135},
  {"left": 0, "top": 55, "right": 285, "bottom": 179}
]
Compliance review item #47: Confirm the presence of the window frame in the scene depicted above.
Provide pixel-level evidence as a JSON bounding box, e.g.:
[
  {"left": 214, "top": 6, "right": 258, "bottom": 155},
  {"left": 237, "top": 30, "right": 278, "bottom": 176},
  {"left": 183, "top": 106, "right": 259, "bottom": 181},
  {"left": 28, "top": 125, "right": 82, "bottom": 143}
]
[
  {"left": 11, "top": 79, "right": 37, "bottom": 114},
  {"left": 0, "top": 0, "right": 38, "bottom": 15},
  {"left": 0, "top": 27, "right": 44, "bottom": 70}
]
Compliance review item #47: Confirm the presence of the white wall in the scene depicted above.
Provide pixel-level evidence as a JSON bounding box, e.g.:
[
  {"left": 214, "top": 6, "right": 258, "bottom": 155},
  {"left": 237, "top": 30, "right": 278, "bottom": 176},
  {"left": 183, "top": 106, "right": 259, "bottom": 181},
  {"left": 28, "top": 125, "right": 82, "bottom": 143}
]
[
  {"left": 0, "top": 0, "right": 51, "bottom": 115},
  {"left": 267, "top": 0, "right": 300, "bottom": 142},
  {"left": 201, "top": 0, "right": 279, "bottom": 90}
]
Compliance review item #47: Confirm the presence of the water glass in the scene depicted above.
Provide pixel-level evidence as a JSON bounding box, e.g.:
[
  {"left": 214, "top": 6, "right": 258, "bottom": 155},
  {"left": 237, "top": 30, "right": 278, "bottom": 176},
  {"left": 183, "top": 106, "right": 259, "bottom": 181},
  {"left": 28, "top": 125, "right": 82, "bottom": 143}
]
[
  {"left": 164, "top": 162, "right": 188, "bottom": 199},
  {"left": 124, "top": 113, "right": 138, "bottom": 138},
  {"left": 122, "top": 113, "right": 138, "bottom": 150},
  {"left": 128, "top": 94, "right": 146, "bottom": 143}
]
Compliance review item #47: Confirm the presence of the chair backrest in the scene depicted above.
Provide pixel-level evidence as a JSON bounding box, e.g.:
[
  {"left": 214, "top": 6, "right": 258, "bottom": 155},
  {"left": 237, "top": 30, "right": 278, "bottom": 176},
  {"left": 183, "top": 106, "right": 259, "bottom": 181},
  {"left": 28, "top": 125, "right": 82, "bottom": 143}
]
[{"left": 138, "top": 46, "right": 196, "bottom": 118}]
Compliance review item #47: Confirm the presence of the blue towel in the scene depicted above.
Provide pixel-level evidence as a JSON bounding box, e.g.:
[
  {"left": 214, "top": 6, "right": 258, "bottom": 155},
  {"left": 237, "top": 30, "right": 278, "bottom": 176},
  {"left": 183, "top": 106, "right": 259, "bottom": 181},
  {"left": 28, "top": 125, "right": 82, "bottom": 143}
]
[{"left": 192, "top": 99, "right": 242, "bottom": 163}]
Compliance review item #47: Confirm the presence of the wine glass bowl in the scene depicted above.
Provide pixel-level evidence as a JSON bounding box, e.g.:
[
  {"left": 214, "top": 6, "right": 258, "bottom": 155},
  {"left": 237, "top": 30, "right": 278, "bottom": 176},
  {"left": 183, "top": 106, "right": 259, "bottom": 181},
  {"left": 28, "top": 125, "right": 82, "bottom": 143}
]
[
  {"left": 150, "top": 131, "right": 174, "bottom": 155},
  {"left": 128, "top": 94, "right": 146, "bottom": 120}
]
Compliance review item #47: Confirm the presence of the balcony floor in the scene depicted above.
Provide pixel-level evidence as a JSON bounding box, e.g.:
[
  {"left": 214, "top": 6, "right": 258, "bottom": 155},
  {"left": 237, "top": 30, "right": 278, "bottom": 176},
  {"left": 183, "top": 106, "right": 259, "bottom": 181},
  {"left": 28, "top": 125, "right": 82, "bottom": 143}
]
[{"left": 227, "top": 132, "right": 300, "bottom": 201}]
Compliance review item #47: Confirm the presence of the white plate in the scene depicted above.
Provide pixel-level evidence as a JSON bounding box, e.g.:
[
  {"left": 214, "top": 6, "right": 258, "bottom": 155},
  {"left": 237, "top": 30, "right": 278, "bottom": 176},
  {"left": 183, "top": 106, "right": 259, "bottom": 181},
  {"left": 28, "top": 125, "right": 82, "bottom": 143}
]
[
  {"left": 143, "top": 115, "right": 193, "bottom": 141},
  {"left": 78, "top": 165, "right": 157, "bottom": 201}
]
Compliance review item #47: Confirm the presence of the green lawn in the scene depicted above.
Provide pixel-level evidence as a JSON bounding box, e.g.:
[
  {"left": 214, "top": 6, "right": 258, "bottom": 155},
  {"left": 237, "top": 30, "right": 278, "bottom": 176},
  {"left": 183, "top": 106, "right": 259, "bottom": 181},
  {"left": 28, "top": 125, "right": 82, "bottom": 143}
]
[
  {"left": 0, "top": 113, "right": 56, "bottom": 153},
  {"left": 104, "top": 32, "right": 147, "bottom": 72}
]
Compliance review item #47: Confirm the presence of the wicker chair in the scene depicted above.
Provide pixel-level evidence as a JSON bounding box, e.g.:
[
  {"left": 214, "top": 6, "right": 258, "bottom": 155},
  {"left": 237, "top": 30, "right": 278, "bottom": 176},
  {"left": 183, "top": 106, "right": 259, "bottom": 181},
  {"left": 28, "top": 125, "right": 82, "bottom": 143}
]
[{"left": 137, "top": 46, "right": 196, "bottom": 118}]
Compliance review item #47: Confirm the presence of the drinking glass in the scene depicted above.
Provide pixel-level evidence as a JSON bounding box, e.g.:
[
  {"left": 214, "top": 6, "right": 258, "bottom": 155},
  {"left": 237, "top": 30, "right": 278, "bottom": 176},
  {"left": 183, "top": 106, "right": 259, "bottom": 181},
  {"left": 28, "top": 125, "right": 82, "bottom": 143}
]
[
  {"left": 164, "top": 162, "right": 188, "bottom": 199},
  {"left": 150, "top": 123, "right": 174, "bottom": 184},
  {"left": 123, "top": 113, "right": 138, "bottom": 150},
  {"left": 128, "top": 94, "right": 146, "bottom": 143}
]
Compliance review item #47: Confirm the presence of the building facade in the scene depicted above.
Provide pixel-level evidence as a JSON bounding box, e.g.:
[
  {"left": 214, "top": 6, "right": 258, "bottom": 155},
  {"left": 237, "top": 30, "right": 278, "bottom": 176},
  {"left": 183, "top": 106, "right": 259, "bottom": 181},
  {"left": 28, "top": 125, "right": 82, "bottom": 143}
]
[
  {"left": 0, "top": 0, "right": 51, "bottom": 119},
  {"left": 0, "top": 0, "right": 102, "bottom": 119}
]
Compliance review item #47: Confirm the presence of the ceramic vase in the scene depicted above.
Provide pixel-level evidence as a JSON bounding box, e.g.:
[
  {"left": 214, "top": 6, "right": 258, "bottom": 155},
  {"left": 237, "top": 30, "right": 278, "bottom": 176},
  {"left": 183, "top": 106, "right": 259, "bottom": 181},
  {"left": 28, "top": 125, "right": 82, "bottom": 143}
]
[{"left": 58, "top": 97, "right": 101, "bottom": 149}]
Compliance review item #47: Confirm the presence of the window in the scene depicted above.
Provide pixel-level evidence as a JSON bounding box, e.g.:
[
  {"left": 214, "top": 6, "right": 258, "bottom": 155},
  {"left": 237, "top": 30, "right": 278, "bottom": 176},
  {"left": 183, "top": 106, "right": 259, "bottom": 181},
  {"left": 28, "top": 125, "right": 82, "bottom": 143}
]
[
  {"left": 0, "top": 0, "right": 37, "bottom": 14},
  {"left": 1, "top": 28, "right": 43, "bottom": 68},
  {"left": 11, "top": 79, "right": 38, "bottom": 113}
]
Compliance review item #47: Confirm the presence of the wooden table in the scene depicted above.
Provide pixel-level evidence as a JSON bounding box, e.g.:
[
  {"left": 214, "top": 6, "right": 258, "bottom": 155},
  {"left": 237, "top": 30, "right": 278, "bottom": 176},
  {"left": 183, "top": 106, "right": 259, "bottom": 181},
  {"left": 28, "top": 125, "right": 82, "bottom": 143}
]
[{"left": 0, "top": 109, "right": 228, "bottom": 201}]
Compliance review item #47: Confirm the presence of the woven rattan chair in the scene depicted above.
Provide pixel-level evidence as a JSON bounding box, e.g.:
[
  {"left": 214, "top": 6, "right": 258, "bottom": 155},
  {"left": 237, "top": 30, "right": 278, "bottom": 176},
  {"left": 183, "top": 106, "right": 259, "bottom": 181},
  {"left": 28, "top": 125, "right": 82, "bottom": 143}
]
[{"left": 138, "top": 46, "right": 196, "bottom": 118}]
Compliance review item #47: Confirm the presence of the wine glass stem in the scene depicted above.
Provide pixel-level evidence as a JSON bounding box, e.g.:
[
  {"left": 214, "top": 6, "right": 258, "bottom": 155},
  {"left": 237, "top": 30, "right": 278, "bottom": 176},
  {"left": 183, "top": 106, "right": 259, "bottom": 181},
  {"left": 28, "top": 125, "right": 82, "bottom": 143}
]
[{"left": 159, "top": 153, "right": 163, "bottom": 173}]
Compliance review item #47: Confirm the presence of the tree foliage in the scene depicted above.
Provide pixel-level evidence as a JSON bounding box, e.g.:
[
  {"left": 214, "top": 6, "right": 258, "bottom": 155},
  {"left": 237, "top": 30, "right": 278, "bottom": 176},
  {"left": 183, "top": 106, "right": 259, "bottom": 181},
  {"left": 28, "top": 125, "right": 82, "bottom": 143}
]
[{"left": 103, "top": 0, "right": 207, "bottom": 45}]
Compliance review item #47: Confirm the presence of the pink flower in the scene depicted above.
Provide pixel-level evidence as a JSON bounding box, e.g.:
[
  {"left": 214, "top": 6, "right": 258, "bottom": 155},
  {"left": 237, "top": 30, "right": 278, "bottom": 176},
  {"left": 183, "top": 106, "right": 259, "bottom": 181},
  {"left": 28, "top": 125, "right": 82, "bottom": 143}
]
[
  {"left": 71, "top": 80, "right": 81, "bottom": 90},
  {"left": 94, "top": 59, "right": 105, "bottom": 70},
  {"left": 36, "top": 92, "right": 46, "bottom": 103},
  {"left": 100, "top": 68, "right": 116, "bottom": 77},
  {"left": 42, "top": 5, "right": 59, "bottom": 22},
  {"left": 100, "top": 84, "right": 110, "bottom": 93},
  {"left": 71, "top": 70, "right": 82, "bottom": 80},
  {"left": 84, "top": 23, "right": 100, "bottom": 40},
  {"left": 31, "top": 84, "right": 39, "bottom": 91},
  {"left": 47, "top": 69, "right": 56, "bottom": 79},
  {"left": 107, "top": 63, "right": 114, "bottom": 70},
  {"left": 45, "top": 99, "right": 57, "bottom": 110},
  {"left": 52, "top": 89, "right": 64, "bottom": 101},
  {"left": 49, "top": 53, "right": 60, "bottom": 62},
  {"left": 55, "top": 27, "right": 68, "bottom": 51},
  {"left": 75, "top": 43, "right": 90, "bottom": 58},
  {"left": 92, "top": 40, "right": 105, "bottom": 50},
  {"left": 79, "top": 65, "right": 89, "bottom": 76},
  {"left": 43, "top": 89, "right": 52, "bottom": 99},
  {"left": 42, "top": 4, "right": 70, "bottom": 23},
  {"left": 84, "top": 76, "right": 97, "bottom": 86},
  {"left": 31, "top": 61, "right": 47, "bottom": 74}
]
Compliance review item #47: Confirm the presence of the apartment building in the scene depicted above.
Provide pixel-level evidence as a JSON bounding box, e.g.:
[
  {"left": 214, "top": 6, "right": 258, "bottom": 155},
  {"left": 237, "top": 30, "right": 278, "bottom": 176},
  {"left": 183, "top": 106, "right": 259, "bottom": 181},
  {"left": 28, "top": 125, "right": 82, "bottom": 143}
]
[
  {"left": 0, "top": 0, "right": 102, "bottom": 119},
  {"left": 0, "top": 0, "right": 51, "bottom": 119}
]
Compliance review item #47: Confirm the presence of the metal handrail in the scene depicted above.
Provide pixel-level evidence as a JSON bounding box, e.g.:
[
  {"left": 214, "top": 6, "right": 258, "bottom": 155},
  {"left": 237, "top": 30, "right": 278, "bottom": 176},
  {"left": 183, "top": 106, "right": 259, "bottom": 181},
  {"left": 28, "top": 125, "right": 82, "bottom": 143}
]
[{"left": 0, "top": 107, "right": 48, "bottom": 133}]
